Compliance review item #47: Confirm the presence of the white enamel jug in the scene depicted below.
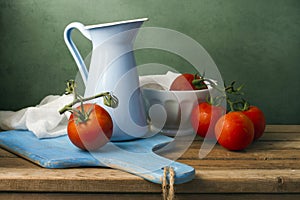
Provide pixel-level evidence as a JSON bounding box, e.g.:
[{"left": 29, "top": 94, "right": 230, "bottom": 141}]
[{"left": 64, "top": 18, "right": 148, "bottom": 141}]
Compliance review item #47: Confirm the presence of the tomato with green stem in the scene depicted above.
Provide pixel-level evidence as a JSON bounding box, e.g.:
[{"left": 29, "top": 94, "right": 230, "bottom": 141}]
[
  {"left": 225, "top": 81, "right": 266, "bottom": 141},
  {"left": 170, "top": 73, "right": 207, "bottom": 90},
  {"left": 67, "top": 103, "right": 113, "bottom": 151},
  {"left": 60, "top": 80, "right": 118, "bottom": 151}
]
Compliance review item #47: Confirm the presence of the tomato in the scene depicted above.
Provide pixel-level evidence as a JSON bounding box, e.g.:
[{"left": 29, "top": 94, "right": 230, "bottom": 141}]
[
  {"left": 215, "top": 112, "right": 254, "bottom": 151},
  {"left": 191, "top": 102, "right": 225, "bottom": 138},
  {"left": 242, "top": 106, "right": 266, "bottom": 140},
  {"left": 170, "top": 73, "right": 207, "bottom": 90},
  {"left": 67, "top": 104, "right": 113, "bottom": 151}
]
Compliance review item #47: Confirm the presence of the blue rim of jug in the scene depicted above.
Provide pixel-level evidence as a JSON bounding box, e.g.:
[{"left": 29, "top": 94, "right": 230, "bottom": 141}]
[{"left": 85, "top": 18, "right": 148, "bottom": 29}]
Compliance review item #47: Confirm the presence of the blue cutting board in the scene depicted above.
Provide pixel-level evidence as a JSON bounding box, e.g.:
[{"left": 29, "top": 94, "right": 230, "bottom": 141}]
[{"left": 0, "top": 130, "right": 194, "bottom": 184}]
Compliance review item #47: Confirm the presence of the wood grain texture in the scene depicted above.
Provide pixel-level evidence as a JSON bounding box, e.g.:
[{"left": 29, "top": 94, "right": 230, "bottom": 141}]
[
  {"left": 1, "top": 193, "right": 300, "bottom": 200},
  {"left": 0, "top": 125, "right": 299, "bottom": 196}
]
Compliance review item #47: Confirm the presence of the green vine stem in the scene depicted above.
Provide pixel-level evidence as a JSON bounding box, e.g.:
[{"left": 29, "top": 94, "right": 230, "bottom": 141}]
[
  {"left": 192, "top": 76, "right": 249, "bottom": 112},
  {"left": 225, "top": 81, "right": 250, "bottom": 112},
  {"left": 205, "top": 80, "right": 250, "bottom": 112},
  {"left": 224, "top": 81, "right": 244, "bottom": 95},
  {"left": 58, "top": 92, "right": 117, "bottom": 115},
  {"left": 59, "top": 80, "right": 118, "bottom": 115}
]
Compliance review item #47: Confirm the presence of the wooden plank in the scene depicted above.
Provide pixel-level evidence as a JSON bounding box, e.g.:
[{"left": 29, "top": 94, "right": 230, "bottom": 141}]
[
  {"left": 248, "top": 141, "right": 300, "bottom": 150},
  {"left": 159, "top": 139, "right": 300, "bottom": 160},
  {"left": 193, "top": 131, "right": 300, "bottom": 142},
  {"left": 176, "top": 169, "right": 300, "bottom": 193},
  {"left": 0, "top": 193, "right": 161, "bottom": 200},
  {"left": 0, "top": 168, "right": 299, "bottom": 193},
  {"left": 0, "top": 168, "right": 160, "bottom": 193},
  {"left": 193, "top": 132, "right": 300, "bottom": 143},
  {"left": 259, "top": 132, "right": 300, "bottom": 141},
  {"left": 1, "top": 193, "right": 300, "bottom": 200},
  {"left": 179, "top": 148, "right": 300, "bottom": 160},
  {"left": 265, "top": 125, "right": 300, "bottom": 133},
  {"left": 0, "top": 148, "right": 17, "bottom": 158},
  {"left": 187, "top": 140, "right": 300, "bottom": 150},
  {"left": 180, "top": 159, "right": 300, "bottom": 170},
  {"left": 0, "top": 157, "right": 40, "bottom": 168}
]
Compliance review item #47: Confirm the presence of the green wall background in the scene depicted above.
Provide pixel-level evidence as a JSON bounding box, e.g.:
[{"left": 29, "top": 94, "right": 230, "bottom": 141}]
[{"left": 0, "top": 0, "right": 299, "bottom": 124}]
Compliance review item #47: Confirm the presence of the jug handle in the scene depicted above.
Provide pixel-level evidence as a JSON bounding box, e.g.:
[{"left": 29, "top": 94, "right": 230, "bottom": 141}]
[{"left": 64, "top": 22, "right": 92, "bottom": 85}]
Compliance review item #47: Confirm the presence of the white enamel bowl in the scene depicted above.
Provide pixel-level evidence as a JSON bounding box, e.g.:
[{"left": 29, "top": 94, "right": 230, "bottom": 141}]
[{"left": 141, "top": 87, "right": 212, "bottom": 136}]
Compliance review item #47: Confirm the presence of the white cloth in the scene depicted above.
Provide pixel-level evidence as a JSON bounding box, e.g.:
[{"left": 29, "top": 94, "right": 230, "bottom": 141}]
[
  {"left": 139, "top": 71, "right": 180, "bottom": 90},
  {"left": 139, "top": 71, "right": 216, "bottom": 90},
  {"left": 0, "top": 94, "right": 73, "bottom": 138}
]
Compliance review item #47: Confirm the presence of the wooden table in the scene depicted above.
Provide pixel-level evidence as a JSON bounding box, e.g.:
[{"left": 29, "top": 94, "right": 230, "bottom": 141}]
[{"left": 0, "top": 125, "right": 300, "bottom": 199}]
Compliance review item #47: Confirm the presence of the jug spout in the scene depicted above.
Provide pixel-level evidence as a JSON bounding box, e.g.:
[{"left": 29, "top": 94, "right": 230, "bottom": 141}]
[
  {"left": 64, "top": 18, "right": 149, "bottom": 141},
  {"left": 87, "top": 18, "right": 148, "bottom": 48}
]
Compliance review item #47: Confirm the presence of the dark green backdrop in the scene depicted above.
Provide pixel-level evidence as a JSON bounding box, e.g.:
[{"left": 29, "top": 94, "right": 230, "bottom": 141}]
[{"left": 0, "top": 0, "right": 299, "bottom": 124}]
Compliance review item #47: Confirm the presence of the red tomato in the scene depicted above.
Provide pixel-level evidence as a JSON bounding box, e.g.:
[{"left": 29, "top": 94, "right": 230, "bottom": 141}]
[
  {"left": 170, "top": 73, "right": 207, "bottom": 90},
  {"left": 215, "top": 112, "right": 254, "bottom": 151},
  {"left": 242, "top": 106, "right": 266, "bottom": 140},
  {"left": 191, "top": 102, "right": 225, "bottom": 138},
  {"left": 67, "top": 104, "right": 113, "bottom": 151}
]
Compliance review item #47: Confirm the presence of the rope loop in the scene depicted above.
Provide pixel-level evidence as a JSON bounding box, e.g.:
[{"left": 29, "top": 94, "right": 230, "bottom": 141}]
[{"left": 162, "top": 166, "right": 175, "bottom": 200}]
